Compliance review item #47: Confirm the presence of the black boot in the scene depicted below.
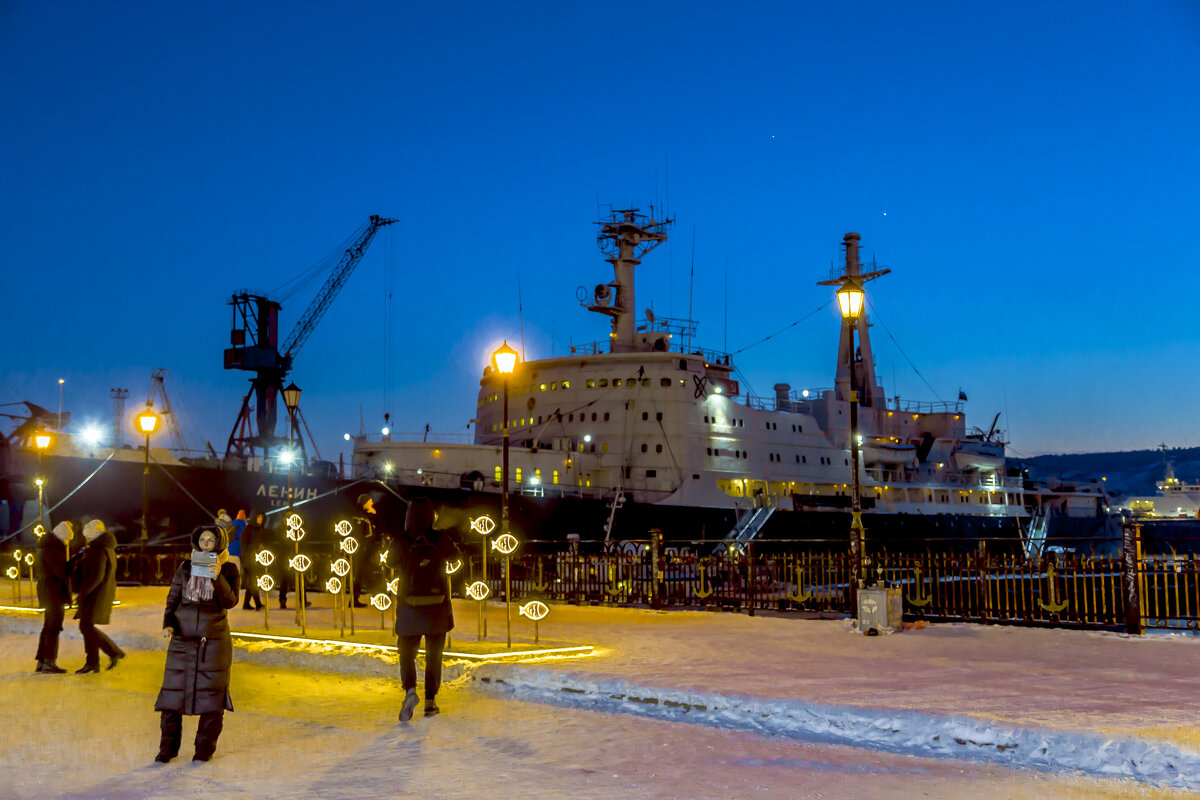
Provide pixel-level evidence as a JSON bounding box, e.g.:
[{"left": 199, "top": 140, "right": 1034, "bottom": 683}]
[
  {"left": 75, "top": 662, "right": 100, "bottom": 674},
  {"left": 399, "top": 689, "right": 418, "bottom": 722},
  {"left": 107, "top": 650, "right": 126, "bottom": 670},
  {"left": 37, "top": 660, "right": 67, "bottom": 674},
  {"left": 424, "top": 698, "right": 440, "bottom": 716}
]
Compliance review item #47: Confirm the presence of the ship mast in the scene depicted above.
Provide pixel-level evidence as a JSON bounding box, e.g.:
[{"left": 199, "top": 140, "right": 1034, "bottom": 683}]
[
  {"left": 818, "top": 233, "right": 890, "bottom": 408},
  {"left": 589, "top": 208, "right": 671, "bottom": 353}
]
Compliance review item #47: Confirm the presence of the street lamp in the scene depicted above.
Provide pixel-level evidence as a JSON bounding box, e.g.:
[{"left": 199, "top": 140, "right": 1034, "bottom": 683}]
[
  {"left": 281, "top": 383, "right": 303, "bottom": 626},
  {"left": 135, "top": 404, "right": 160, "bottom": 584},
  {"left": 32, "top": 429, "right": 49, "bottom": 533},
  {"left": 836, "top": 278, "right": 866, "bottom": 594},
  {"left": 491, "top": 341, "right": 519, "bottom": 639}
]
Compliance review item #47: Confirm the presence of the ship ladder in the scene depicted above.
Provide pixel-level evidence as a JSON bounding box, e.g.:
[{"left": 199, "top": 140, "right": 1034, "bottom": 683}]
[
  {"left": 719, "top": 505, "right": 777, "bottom": 554},
  {"left": 602, "top": 488, "right": 626, "bottom": 542},
  {"left": 1022, "top": 512, "right": 1049, "bottom": 560}
]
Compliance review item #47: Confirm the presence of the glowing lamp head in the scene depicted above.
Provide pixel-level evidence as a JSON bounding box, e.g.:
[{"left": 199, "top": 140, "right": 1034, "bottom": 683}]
[
  {"left": 344, "top": 433, "right": 352, "bottom": 441},
  {"left": 136, "top": 405, "right": 160, "bottom": 435},
  {"left": 34, "top": 477, "right": 44, "bottom": 487},
  {"left": 836, "top": 278, "right": 865, "bottom": 321},
  {"left": 80, "top": 425, "right": 103, "bottom": 447},
  {"left": 34, "top": 432, "right": 52, "bottom": 450},
  {"left": 279, "top": 449, "right": 295, "bottom": 466},
  {"left": 281, "top": 382, "right": 302, "bottom": 412},
  {"left": 583, "top": 434, "right": 592, "bottom": 443},
  {"left": 492, "top": 340, "right": 519, "bottom": 375}
]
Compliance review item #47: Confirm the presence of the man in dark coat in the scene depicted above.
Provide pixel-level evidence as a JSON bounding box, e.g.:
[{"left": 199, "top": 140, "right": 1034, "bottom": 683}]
[
  {"left": 72, "top": 519, "right": 124, "bottom": 673},
  {"left": 35, "top": 521, "right": 74, "bottom": 673},
  {"left": 240, "top": 509, "right": 265, "bottom": 610},
  {"left": 393, "top": 497, "right": 460, "bottom": 722},
  {"left": 154, "top": 525, "right": 241, "bottom": 762}
]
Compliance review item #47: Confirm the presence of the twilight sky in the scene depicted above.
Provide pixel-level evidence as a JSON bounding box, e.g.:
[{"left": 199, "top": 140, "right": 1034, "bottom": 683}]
[{"left": 3, "top": 1, "right": 1198, "bottom": 462}]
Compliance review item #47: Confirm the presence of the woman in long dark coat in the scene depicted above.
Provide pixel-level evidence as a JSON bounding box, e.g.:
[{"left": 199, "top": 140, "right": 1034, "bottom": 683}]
[
  {"left": 34, "top": 521, "right": 74, "bottom": 673},
  {"left": 72, "top": 519, "right": 124, "bottom": 673},
  {"left": 154, "top": 526, "right": 240, "bottom": 762},
  {"left": 393, "top": 497, "right": 460, "bottom": 722}
]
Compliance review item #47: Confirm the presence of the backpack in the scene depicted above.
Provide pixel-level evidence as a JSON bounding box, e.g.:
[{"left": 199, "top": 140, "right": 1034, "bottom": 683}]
[{"left": 404, "top": 534, "right": 446, "bottom": 606}]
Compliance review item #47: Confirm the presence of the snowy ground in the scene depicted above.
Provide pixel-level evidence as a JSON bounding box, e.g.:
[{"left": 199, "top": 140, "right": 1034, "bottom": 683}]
[{"left": 1, "top": 584, "right": 1198, "bottom": 798}]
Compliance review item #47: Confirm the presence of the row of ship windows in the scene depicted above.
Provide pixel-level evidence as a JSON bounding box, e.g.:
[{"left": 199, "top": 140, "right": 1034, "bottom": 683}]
[
  {"left": 702, "top": 416, "right": 805, "bottom": 434},
  {"left": 482, "top": 377, "right": 689, "bottom": 404},
  {"left": 490, "top": 409, "right": 672, "bottom": 433},
  {"left": 493, "top": 466, "right": 593, "bottom": 487}
]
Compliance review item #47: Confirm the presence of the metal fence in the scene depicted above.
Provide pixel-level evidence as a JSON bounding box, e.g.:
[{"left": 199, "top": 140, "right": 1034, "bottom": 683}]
[{"left": 6, "top": 524, "right": 1191, "bottom": 635}]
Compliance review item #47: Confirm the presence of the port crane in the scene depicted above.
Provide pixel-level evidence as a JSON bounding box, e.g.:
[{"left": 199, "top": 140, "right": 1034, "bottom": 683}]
[{"left": 223, "top": 214, "right": 397, "bottom": 460}]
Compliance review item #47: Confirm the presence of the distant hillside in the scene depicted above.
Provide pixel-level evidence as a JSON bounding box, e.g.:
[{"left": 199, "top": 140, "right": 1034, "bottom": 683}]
[{"left": 1020, "top": 447, "right": 1200, "bottom": 497}]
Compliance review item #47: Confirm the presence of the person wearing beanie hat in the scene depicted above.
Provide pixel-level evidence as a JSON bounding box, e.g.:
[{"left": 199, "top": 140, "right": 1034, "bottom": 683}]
[
  {"left": 34, "top": 521, "right": 74, "bottom": 673},
  {"left": 154, "top": 525, "right": 241, "bottom": 763},
  {"left": 71, "top": 519, "right": 125, "bottom": 673}
]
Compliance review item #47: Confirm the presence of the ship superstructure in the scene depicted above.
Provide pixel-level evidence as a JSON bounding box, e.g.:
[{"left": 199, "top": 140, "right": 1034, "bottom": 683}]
[{"left": 352, "top": 210, "right": 1027, "bottom": 546}]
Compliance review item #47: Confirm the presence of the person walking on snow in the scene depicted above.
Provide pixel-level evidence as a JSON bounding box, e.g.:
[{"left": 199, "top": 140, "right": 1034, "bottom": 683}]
[
  {"left": 34, "top": 521, "right": 74, "bottom": 673},
  {"left": 71, "top": 519, "right": 125, "bottom": 673},
  {"left": 393, "top": 497, "right": 460, "bottom": 722},
  {"left": 241, "top": 510, "right": 265, "bottom": 610},
  {"left": 154, "top": 525, "right": 241, "bottom": 763}
]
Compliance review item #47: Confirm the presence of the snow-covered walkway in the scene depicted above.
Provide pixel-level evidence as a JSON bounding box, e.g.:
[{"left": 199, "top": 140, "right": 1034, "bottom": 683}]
[{"left": 2, "top": 585, "right": 1198, "bottom": 798}]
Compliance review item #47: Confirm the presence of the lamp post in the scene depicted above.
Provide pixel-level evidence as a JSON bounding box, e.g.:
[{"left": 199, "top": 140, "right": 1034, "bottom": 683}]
[
  {"left": 492, "top": 341, "right": 519, "bottom": 639},
  {"left": 836, "top": 278, "right": 867, "bottom": 595},
  {"left": 136, "top": 405, "right": 160, "bottom": 584},
  {"left": 33, "top": 430, "right": 52, "bottom": 534},
  {"left": 281, "top": 382, "right": 303, "bottom": 625}
]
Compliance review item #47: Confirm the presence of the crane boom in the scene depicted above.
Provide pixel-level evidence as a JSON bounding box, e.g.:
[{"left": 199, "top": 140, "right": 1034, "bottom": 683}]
[{"left": 279, "top": 214, "right": 397, "bottom": 365}]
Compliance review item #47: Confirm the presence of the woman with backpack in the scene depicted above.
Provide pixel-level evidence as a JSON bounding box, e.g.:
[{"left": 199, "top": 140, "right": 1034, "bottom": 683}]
[{"left": 392, "top": 497, "right": 460, "bottom": 722}]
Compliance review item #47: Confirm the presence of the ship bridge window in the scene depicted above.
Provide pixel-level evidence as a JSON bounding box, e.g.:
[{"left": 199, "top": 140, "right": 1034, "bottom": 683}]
[
  {"left": 656, "top": 412, "right": 662, "bottom": 421},
  {"left": 656, "top": 444, "right": 662, "bottom": 453},
  {"left": 603, "top": 412, "right": 610, "bottom": 421},
  {"left": 515, "top": 467, "right": 522, "bottom": 483},
  {"left": 539, "top": 383, "right": 547, "bottom": 392},
  {"left": 707, "top": 447, "right": 712, "bottom": 455},
  {"left": 704, "top": 415, "right": 709, "bottom": 423},
  {"left": 494, "top": 466, "right": 501, "bottom": 482},
  {"left": 613, "top": 379, "right": 622, "bottom": 387},
  {"left": 599, "top": 379, "right": 608, "bottom": 388},
  {"left": 661, "top": 378, "right": 672, "bottom": 387},
  {"left": 568, "top": 413, "right": 573, "bottom": 422},
  {"left": 641, "top": 443, "right": 648, "bottom": 453},
  {"left": 642, "top": 412, "right": 649, "bottom": 421},
  {"left": 553, "top": 470, "right": 559, "bottom": 484},
  {"left": 646, "top": 469, "right": 657, "bottom": 477},
  {"left": 586, "top": 379, "right": 595, "bottom": 388},
  {"left": 641, "top": 378, "right": 651, "bottom": 387},
  {"left": 562, "top": 380, "right": 570, "bottom": 389},
  {"left": 678, "top": 359, "right": 687, "bottom": 370},
  {"left": 550, "top": 382, "right": 558, "bottom": 390}
]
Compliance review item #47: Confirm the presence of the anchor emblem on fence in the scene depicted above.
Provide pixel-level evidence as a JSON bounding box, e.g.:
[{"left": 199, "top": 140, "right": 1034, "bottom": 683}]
[
  {"left": 604, "top": 563, "right": 630, "bottom": 598},
  {"left": 531, "top": 559, "right": 549, "bottom": 592},
  {"left": 1037, "top": 561, "right": 1069, "bottom": 612},
  {"left": 154, "top": 554, "right": 166, "bottom": 582},
  {"left": 692, "top": 564, "right": 713, "bottom": 599},
  {"left": 906, "top": 566, "right": 932, "bottom": 607},
  {"left": 787, "top": 566, "right": 811, "bottom": 603}
]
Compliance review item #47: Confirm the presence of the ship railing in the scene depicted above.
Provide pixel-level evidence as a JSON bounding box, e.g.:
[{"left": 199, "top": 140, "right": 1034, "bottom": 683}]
[
  {"left": 569, "top": 339, "right": 733, "bottom": 366},
  {"left": 888, "top": 399, "right": 964, "bottom": 414},
  {"left": 353, "top": 432, "right": 475, "bottom": 445}
]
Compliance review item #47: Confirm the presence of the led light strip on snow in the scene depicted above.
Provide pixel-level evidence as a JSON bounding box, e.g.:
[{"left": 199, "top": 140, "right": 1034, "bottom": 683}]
[{"left": 230, "top": 630, "right": 593, "bottom": 662}]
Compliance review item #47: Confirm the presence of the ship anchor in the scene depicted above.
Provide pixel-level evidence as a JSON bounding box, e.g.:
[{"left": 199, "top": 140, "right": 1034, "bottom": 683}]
[
  {"left": 604, "top": 563, "right": 630, "bottom": 599},
  {"left": 787, "top": 565, "right": 812, "bottom": 603},
  {"left": 531, "top": 559, "right": 549, "bottom": 592},
  {"left": 692, "top": 564, "right": 714, "bottom": 599},
  {"left": 906, "top": 566, "right": 932, "bottom": 607},
  {"left": 1037, "top": 561, "right": 1069, "bottom": 613}
]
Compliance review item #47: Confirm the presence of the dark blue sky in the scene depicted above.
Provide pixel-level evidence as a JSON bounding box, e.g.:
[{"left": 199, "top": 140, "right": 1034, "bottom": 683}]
[{"left": 3, "top": 1, "right": 1198, "bottom": 460}]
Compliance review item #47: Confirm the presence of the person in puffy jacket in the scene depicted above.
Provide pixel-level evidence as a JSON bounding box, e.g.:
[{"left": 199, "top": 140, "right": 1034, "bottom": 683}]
[
  {"left": 35, "top": 521, "right": 74, "bottom": 673},
  {"left": 72, "top": 519, "right": 124, "bottom": 673},
  {"left": 153, "top": 525, "right": 241, "bottom": 762},
  {"left": 392, "top": 497, "right": 460, "bottom": 722}
]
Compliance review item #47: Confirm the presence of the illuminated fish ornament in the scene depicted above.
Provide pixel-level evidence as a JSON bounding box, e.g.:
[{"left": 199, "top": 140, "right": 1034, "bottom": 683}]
[
  {"left": 5, "top": 566, "right": 17, "bottom": 579},
  {"left": 491, "top": 534, "right": 519, "bottom": 555},
  {"left": 465, "top": 581, "right": 491, "bottom": 601},
  {"left": 387, "top": 578, "right": 399, "bottom": 594},
  {"left": 519, "top": 601, "right": 549, "bottom": 621},
  {"left": 331, "top": 558, "right": 350, "bottom": 577},
  {"left": 326, "top": 577, "right": 343, "bottom": 593},
  {"left": 33, "top": 525, "right": 45, "bottom": 538},
  {"left": 289, "top": 554, "right": 311, "bottom": 572},
  {"left": 335, "top": 520, "right": 353, "bottom": 537},
  {"left": 257, "top": 574, "right": 276, "bottom": 592},
  {"left": 444, "top": 558, "right": 463, "bottom": 575},
  {"left": 256, "top": 550, "right": 275, "bottom": 567},
  {"left": 469, "top": 515, "right": 496, "bottom": 536},
  {"left": 340, "top": 537, "right": 359, "bottom": 554},
  {"left": 371, "top": 593, "right": 392, "bottom": 611}
]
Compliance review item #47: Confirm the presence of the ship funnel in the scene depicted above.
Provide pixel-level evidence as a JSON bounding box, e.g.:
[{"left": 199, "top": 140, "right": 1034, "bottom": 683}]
[
  {"left": 843, "top": 232, "right": 861, "bottom": 275},
  {"left": 774, "top": 383, "right": 791, "bottom": 406}
]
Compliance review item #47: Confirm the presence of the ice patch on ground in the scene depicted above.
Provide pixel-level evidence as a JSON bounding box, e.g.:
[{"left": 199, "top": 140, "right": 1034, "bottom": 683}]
[{"left": 469, "top": 664, "right": 1200, "bottom": 790}]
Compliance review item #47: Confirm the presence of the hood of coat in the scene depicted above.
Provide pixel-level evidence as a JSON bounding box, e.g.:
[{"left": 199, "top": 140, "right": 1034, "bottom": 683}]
[
  {"left": 82, "top": 519, "right": 106, "bottom": 541},
  {"left": 191, "top": 526, "right": 229, "bottom": 553},
  {"left": 52, "top": 521, "right": 74, "bottom": 543},
  {"left": 404, "top": 497, "right": 436, "bottom": 535}
]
